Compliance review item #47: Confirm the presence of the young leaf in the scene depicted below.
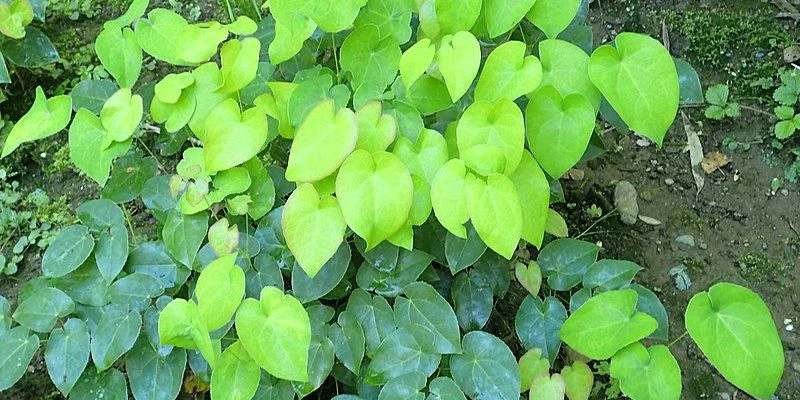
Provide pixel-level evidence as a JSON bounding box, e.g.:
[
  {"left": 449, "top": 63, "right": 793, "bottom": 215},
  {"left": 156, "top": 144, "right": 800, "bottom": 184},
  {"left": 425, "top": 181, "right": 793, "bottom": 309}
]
[
  {"left": 530, "top": 374, "right": 566, "bottom": 400},
  {"left": 609, "top": 343, "right": 681, "bottom": 400},
  {"left": 559, "top": 289, "right": 658, "bottom": 360},
  {"left": 475, "top": 41, "right": 543, "bottom": 103},
  {"left": 538, "top": 39, "right": 602, "bottom": 111},
  {"left": 267, "top": 1, "right": 316, "bottom": 64},
  {"left": 286, "top": 100, "right": 358, "bottom": 183},
  {"left": 45, "top": 319, "right": 90, "bottom": 396},
  {"left": 68, "top": 109, "right": 132, "bottom": 187},
  {"left": 484, "top": 0, "right": 536, "bottom": 38},
  {"left": 589, "top": 33, "right": 679, "bottom": 146},
  {"left": 42, "top": 225, "right": 95, "bottom": 278},
  {"left": 13, "top": 287, "right": 74, "bottom": 333},
  {"left": 0, "top": 327, "right": 40, "bottom": 391},
  {"left": 431, "top": 159, "right": 473, "bottom": 238},
  {"left": 0, "top": 0, "right": 33, "bottom": 39},
  {"left": 399, "top": 38, "right": 435, "bottom": 89},
  {"left": 104, "top": 0, "right": 149, "bottom": 29},
  {"left": 395, "top": 282, "right": 462, "bottom": 354},
  {"left": 515, "top": 296, "right": 567, "bottom": 364},
  {"left": 519, "top": 349, "right": 550, "bottom": 393},
  {"left": 393, "top": 128, "right": 449, "bottom": 184},
  {"left": 437, "top": 31, "right": 481, "bottom": 102},
  {"left": 91, "top": 305, "right": 142, "bottom": 370},
  {"left": 195, "top": 253, "right": 245, "bottom": 330},
  {"left": 416, "top": 0, "right": 481, "bottom": 39},
  {"left": 2, "top": 86, "right": 72, "bottom": 158},
  {"left": 341, "top": 24, "right": 402, "bottom": 107},
  {"left": 561, "top": 361, "right": 593, "bottom": 400},
  {"left": 508, "top": 151, "right": 550, "bottom": 247},
  {"left": 236, "top": 287, "right": 311, "bottom": 382},
  {"left": 356, "top": 101, "right": 397, "bottom": 153},
  {"left": 210, "top": 341, "right": 260, "bottom": 400},
  {"left": 99, "top": 88, "right": 143, "bottom": 146},
  {"left": 526, "top": 86, "right": 595, "bottom": 179},
  {"left": 217, "top": 38, "right": 261, "bottom": 94},
  {"left": 336, "top": 150, "right": 414, "bottom": 250},
  {"left": 450, "top": 331, "right": 520, "bottom": 400},
  {"left": 527, "top": 0, "right": 582, "bottom": 39},
  {"left": 126, "top": 339, "right": 186, "bottom": 400},
  {"left": 95, "top": 26, "right": 142, "bottom": 88},
  {"left": 158, "top": 299, "right": 216, "bottom": 366},
  {"left": 685, "top": 283, "right": 784, "bottom": 399},
  {"left": 459, "top": 99, "right": 525, "bottom": 175},
  {"left": 466, "top": 174, "right": 523, "bottom": 259},
  {"left": 203, "top": 100, "right": 270, "bottom": 174}
]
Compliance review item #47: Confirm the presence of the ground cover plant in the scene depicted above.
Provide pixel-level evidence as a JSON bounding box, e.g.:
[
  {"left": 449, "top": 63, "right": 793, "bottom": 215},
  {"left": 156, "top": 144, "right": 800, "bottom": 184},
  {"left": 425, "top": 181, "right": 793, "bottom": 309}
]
[{"left": 0, "top": 0, "right": 788, "bottom": 399}]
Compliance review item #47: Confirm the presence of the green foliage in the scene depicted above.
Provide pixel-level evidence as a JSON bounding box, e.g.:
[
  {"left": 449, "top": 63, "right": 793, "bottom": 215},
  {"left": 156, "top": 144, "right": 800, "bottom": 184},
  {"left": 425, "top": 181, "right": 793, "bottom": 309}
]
[
  {"left": 704, "top": 84, "right": 740, "bottom": 120},
  {"left": 0, "top": 1, "right": 784, "bottom": 400}
]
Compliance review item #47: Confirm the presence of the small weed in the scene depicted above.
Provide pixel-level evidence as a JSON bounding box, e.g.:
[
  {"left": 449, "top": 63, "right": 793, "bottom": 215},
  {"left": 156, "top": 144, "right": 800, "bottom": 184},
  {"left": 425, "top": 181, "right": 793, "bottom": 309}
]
[{"left": 704, "top": 84, "right": 741, "bottom": 120}]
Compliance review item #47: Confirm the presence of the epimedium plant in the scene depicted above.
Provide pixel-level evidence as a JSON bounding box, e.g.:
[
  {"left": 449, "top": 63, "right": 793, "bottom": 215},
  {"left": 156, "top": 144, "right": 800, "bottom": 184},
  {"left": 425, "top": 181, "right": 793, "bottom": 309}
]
[
  {"left": 0, "top": 0, "right": 787, "bottom": 400},
  {"left": 0, "top": 0, "right": 59, "bottom": 84}
]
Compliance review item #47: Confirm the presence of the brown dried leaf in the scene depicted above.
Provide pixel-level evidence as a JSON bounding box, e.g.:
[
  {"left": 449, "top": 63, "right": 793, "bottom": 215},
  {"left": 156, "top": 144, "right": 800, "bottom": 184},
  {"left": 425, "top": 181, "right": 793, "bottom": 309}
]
[
  {"left": 701, "top": 151, "right": 730, "bottom": 174},
  {"left": 639, "top": 215, "right": 663, "bottom": 226},
  {"left": 681, "top": 112, "right": 705, "bottom": 196}
]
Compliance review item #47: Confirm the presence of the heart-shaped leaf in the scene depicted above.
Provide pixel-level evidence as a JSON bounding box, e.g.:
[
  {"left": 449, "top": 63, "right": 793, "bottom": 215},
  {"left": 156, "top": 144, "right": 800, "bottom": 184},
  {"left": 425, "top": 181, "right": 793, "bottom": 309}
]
[
  {"left": 560, "top": 289, "right": 658, "bottom": 360},
  {"left": 538, "top": 39, "right": 602, "bottom": 111},
  {"left": 395, "top": 282, "right": 462, "bottom": 354},
  {"left": 466, "top": 174, "right": 522, "bottom": 259},
  {"left": 526, "top": 0, "right": 582, "bottom": 39},
  {"left": 437, "top": 31, "right": 480, "bottom": 101},
  {"left": 336, "top": 150, "right": 413, "bottom": 250},
  {"left": 44, "top": 318, "right": 90, "bottom": 396},
  {"left": 589, "top": 33, "right": 679, "bottom": 146},
  {"left": 519, "top": 349, "right": 550, "bottom": 393},
  {"left": 95, "top": 26, "right": 142, "bottom": 88},
  {"left": 286, "top": 100, "right": 358, "bottom": 183},
  {"left": 236, "top": 287, "right": 311, "bottom": 382},
  {"left": 610, "top": 343, "right": 681, "bottom": 400},
  {"left": 450, "top": 331, "right": 519, "bottom": 400},
  {"left": 356, "top": 101, "right": 397, "bottom": 153},
  {"left": 208, "top": 218, "right": 239, "bottom": 256},
  {"left": 217, "top": 37, "right": 261, "bottom": 94},
  {"left": 399, "top": 38, "right": 435, "bottom": 89},
  {"left": 416, "top": 0, "right": 481, "bottom": 39},
  {"left": 42, "top": 225, "right": 95, "bottom": 278},
  {"left": 196, "top": 253, "right": 245, "bottom": 331},
  {"left": 100, "top": 88, "right": 143, "bottom": 146},
  {"left": 508, "top": 151, "right": 550, "bottom": 247},
  {"left": 158, "top": 299, "right": 216, "bottom": 366},
  {"left": 283, "top": 183, "right": 347, "bottom": 277},
  {"left": 685, "top": 283, "right": 784, "bottom": 399},
  {"left": 515, "top": 261, "right": 543, "bottom": 297},
  {"left": 393, "top": 128, "right": 448, "bottom": 184},
  {"left": 353, "top": 0, "right": 413, "bottom": 44},
  {"left": 2, "top": 86, "right": 72, "bottom": 158},
  {"left": 537, "top": 239, "right": 601, "bottom": 291},
  {"left": 561, "top": 361, "right": 593, "bottom": 400},
  {"left": 13, "top": 287, "right": 74, "bottom": 332},
  {"left": 91, "top": 305, "right": 142, "bottom": 370},
  {"left": 341, "top": 24, "right": 402, "bottom": 107},
  {"left": 210, "top": 341, "right": 260, "bottom": 400},
  {"left": 308, "top": 0, "right": 368, "bottom": 32},
  {"left": 515, "top": 296, "right": 567, "bottom": 364},
  {"left": 0, "top": 327, "right": 39, "bottom": 391},
  {"left": 458, "top": 99, "right": 525, "bottom": 175},
  {"left": 0, "top": 0, "right": 33, "bottom": 39},
  {"left": 68, "top": 109, "right": 132, "bottom": 187},
  {"left": 431, "top": 159, "right": 473, "bottom": 238},
  {"left": 526, "top": 85, "right": 596, "bottom": 179},
  {"left": 530, "top": 374, "right": 566, "bottom": 400},
  {"left": 475, "top": 41, "right": 542, "bottom": 103},
  {"left": 203, "top": 99, "right": 269, "bottom": 174},
  {"left": 126, "top": 339, "right": 186, "bottom": 400},
  {"left": 484, "top": 0, "right": 536, "bottom": 38}
]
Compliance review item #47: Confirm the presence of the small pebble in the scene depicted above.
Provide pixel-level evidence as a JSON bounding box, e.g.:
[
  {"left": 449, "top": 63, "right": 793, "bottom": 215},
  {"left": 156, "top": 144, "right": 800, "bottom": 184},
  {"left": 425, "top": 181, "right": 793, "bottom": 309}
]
[
  {"left": 665, "top": 178, "right": 675, "bottom": 185},
  {"left": 676, "top": 235, "right": 696, "bottom": 249},
  {"left": 787, "top": 324, "right": 794, "bottom": 331},
  {"left": 793, "top": 362, "right": 800, "bottom": 373},
  {"left": 781, "top": 189, "right": 789, "bottom": 196},
  {"left": 699, "top": 243, "right": 708, "bottom": 250}
]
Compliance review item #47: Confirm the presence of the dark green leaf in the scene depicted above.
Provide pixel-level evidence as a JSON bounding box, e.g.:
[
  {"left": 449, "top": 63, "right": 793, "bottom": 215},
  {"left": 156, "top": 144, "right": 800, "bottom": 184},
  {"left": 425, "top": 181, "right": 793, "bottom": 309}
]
[
  {"left": 537, "top": 238, "right": 601, "bottom": 290},
  {"left": 365, "top": 325, "right": 441, "bottom": 385},
  {"left": 141, "top": 175, "right": 178, "bottom": 222},
  {"left": 451, "top": 272, "right": 492, "bottom": 331},
  {"left": 582, "top": 259, "right": 641, "bottom": 292},
  {"left": 90, "top": 304, "right": 142, "bottom": 370},
  {"left": 12, "top": 287, "right": 74, "bottom": 332},
  {"left": 70, "top": 79, "right": 118, "bottom": 114},
  {"left": 355, "top": 236, "right": 400, "bottom": 272},
  {"left": 102, "top": 151, "right": 159, "bottom": 203},
  {"left": 95, "top": 224, "right": 129, "bottom": 283},
  {"left": 77, "top": 199, "right": 124, "bottom": 230},
  {"left": 51, "top": 260, "right": 109, "bottom": 307},
  {"left": 126, "top": 339, "right": 186, "bottom": 400},
  {"left": 163, "top": 211, "right": 208, "bottom": 268},
  {"left": 427, "top": 376, "right": 467, "bottom": 400},
  {"left": 630, "top": 284, "right": 669, "bottom": 341},
  {"left": 45, "top": 318, "right": 90, "bottom": 396},
  {"left": 42, "top": 225, "right": 95, "bottom": 278},
  {"left": 70, "top": 368, "right": 128, "bottom": 400},
  {"left": 472, "top": 251, "right": 511, "bottom": 298},
  {"left": 126, "top": 242, "right": 183, "bottom": 289},
  {"left": 292, "top": 242, "right": 350, "bottom": 303},
  {"left": 450, "top": 331, "right": 519, "bottom": 400},
  {"left": 347, "top": 289, "right": 397, "bottom": 358},
  {"left": 378, "top": 372, "right": 426, "bottom": 400},
  {"left": 395, "top": 282, "right": 461, "bottom": 354},
  {"left": 0, "top": 327, "right": 40, "bottom": 391},
  {"left": 675, "top": 58, "right": 703, "bottom": 104},
  {"left": 1, "top": 27, "right": 59, "bottom": 67},
  {"left": 515, "top": 296, "right": 566, "bottom": 364},
  {"left": 445, "top": 222, "right": 486, "bottom": 274},
  {"left": 355, "top": 248, "right": 433, "bottom": 297},
  {"left": 108, "top": 272, "right": 164, "bottom": 312},
  {"left": 330, "top": 310, "right": 366, "bottom": 375}
]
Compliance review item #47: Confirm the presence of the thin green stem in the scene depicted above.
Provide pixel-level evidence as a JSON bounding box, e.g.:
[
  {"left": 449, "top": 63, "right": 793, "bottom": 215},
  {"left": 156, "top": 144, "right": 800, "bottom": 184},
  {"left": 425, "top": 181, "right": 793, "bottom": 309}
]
[
  {"left": 575, "top": 209, "right": 618, "bottom": 239},
  {"left": 223, "top": 0, "right": 235, "bottom": 22},
  {"left": 667, "top": 331, "right": 689, "bottom": 348},
  {"left": 122, "top": 204, "right": 138, "bottom": 246}
]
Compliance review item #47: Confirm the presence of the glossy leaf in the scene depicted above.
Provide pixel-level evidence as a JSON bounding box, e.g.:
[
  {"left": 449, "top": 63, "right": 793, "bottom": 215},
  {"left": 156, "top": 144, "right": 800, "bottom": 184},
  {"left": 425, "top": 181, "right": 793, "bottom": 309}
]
[
  {"left": 451, "top": 271, "right": 493, "bottom": 331},
  {"left": 1, "top": 27, "right": 59, "bottom": 68},
  {"left": 519, "top": 349, "right": 551, "bottom": 393},
  {"left": 444, "top": 223, "right": 486, "bottom": 274},
  {"left": 582, "top": 259, "right": 642, "bottom": 292},
  {"left": 42, "top": 225, "right": 95, "bottom": 278},
  {"left": 530, "top": 374, "right": 566, "bottom": 400},
  {"left": 45, "top": 318, "right": 90, "bottom": 396},
  {"left": 450, "top": 331, "right": 520, "bottom": 400},
  {"left": 70, "top": 368, "right": 127, "bottom": 400}
]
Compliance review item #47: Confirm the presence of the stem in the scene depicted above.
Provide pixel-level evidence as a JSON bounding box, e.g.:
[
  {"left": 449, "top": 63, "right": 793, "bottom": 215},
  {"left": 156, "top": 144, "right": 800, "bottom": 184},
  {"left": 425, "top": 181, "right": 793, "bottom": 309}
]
[
  {"left": 223, "top": 0, "right": 235, "bottom": 22},
  {"left": 575, "top": 209, "right": 618, "bottom": 239},
  {"left": 740, "top": 104, "right": 776, "bottom": 119},
  {"left": 122, "top": 204, "right": 138, "bottom": 246},
  {"left": 667, "top": 331, "right": 690, "bottom": 348},
  {"left": 136, "top": 136, "right": 166, "bottom": 173},
  {"left": 332, "top": 33, "right": 341, "bottom": 81},
  {"left": 250, "top": 0, "right": 262, "bottom": 20}
]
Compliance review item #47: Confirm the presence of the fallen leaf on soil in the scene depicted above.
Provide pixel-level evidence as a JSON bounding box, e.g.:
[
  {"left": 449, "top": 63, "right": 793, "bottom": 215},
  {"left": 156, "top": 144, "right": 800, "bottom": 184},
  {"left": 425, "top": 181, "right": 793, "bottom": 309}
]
[
  {"left": 701, "top": 151, "right": 730, "bottom": 174},
  {"left": 639, "top": 215, "right": 663, "bottom": 226},
  {"left": 614, "top": 181, "right": 639, "bottom": 226},
  {"left": 563, "top": 168, "right": 585, "bottom": 181},
  {"left": 681, "top": 112, "right": 705, "bottom": 196}
]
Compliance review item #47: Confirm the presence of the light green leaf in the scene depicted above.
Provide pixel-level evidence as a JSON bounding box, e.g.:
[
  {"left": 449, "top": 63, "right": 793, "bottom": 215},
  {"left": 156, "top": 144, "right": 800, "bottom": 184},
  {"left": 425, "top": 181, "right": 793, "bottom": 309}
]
[
  {"left": 68, "top": 109, "right": 132, "bottom": 186},
  {"left": 527, "top": 0, "right": 582, "bottom": 39},
  {"left": 195, "top": 253, "right": 245, "bottom": 330},
  {"left": 211, "top": 341, "right": 261, "bottom": 400},
  {"left": 267, "top": 1, "right": 316, "bottom": 65},
  {"left": 365, "top": 324, "right": 441, "bottom": 385},
  {"left": 13, "top": 287, "right": 74, "bottom": 332},
  {"left": 126, "top": 339, "right": 186, "bottom": 400},
  {"left": 217, "top": 38, "right": 261, "bottom": 94},
  {"left": 561, "top": 361, "right": 593, "bottom": 400},
  {"left": 559, "top": 289, "right": 658, "bottom": 360},
  {"left": 336, "top": 150, "right": 414, "bottom": 249},
  {"left": 341, "top": 24, "right": 402, "bottom": 107},
  {"left": 484, "top": 0, "right": 536, "bottom": 38},
  {"left": 330, "top": 310, "right": 366, "bottom": 375},
  {"left": 136, "top": 9, "right": 228, "bottom": 66},
  {"left": 538, "top": 39, "right": 602, "bottom": 111},
  {"left": 400, "top": 38, "right": 435, "bottom": 89},
  {"left": 508, "top": 151, "right": 549, "bottom": 247},
  {"left": 286, "top": 100, "right": 358, "bottom": 183},
  {"left": 95, "top": 26, "right": 141, "bottom": 87},
  {"left": 158, "top": 299, "right": 216, "bottom": 366},
  {"left": 0, "top": 0, "right": 33, "bottom": 39},
  {"left": 162, "top": 211, "right": 208, "bottom": 268},
  {"left": 309, "top": 0, "right": 369, "bottom": 32},
  {"left": 105, "top": 0, "right": 149, "bottom": 28},
  {"left": 437, "top": 31, "right": 480, "bottom": 101},
  {"left": 519, "top": 349, "right": 550, "bottom": 393},
  {"left": 0, "top": 327, "right": 40, "bottom": 391},
  {"left": 417, "top": 0, "right": 481, "bottom": 39},
  {"left": 45, "top": 318, "right": 90, "bottom": 396},
  {"left": 530, "top": 374, "right": 566, "bottom": 400},
  {"left": 589, "top": 33, "right": 679, "bottom": 146},
  {"left": 91, "top": 304, "right": 142, "bottom": 370},
  {"left": 42, "top": 225, "right": 95, "bottom": 278},
  {"left": 526, "top": 85, "right": 596, "bottom": 179},
  {"left": 393, "top": 128, "right": 448, "bottom": 184},
  {"left": 356, "top": 101, "right": 397, "bottom": 153},
  {"left": 108, "top": 272, "right": 164, "bottom": 312},
  {"left": 610, "top": 343, "right": 681, "bottom": 400},
  {"left": 70, "top": 368, "right": 127, "bottom": 400},
  {"left": 450, "top": 331, "right": 520, "bottom": 400},
  {"left": 283, "top": 183, "right": 346, "bottom": 277},
  {"left": 100, "top": 88, "right": 143, "bottom": 146},
  {"left": 685, "top": 283, "right": 784, "bottom": 399},
  {"left": 395, "top": 281, "right": 461, "bottom": 354},
  {"left": 458, "top": 99, "right": 524, "bottom": 175},
  {"left": 466, "top": 174, "right": 522, "bottom": 259},
  {"left": 203, "top": 99, "right": 269, "bottom": 173},
  {"left": 2, "top": 86, "right": 72, "bottom": 158},
  {"left": 236, "top": 287, "right": 311, "bottom": 382},
  {"left": 354, "top": 0, "right": 413, "bottom": 44},
  {"left": 475, "top": 41, "right": 542, "bottom": 103},
  {"left": 630, "top": 284, "right": 670, "bottom": 341},
  {"left": 224, "top": 16, "right": 258, "bottom": 35},
  {"left": 431, "top": 159, "right": 473, "bottom": 238}
]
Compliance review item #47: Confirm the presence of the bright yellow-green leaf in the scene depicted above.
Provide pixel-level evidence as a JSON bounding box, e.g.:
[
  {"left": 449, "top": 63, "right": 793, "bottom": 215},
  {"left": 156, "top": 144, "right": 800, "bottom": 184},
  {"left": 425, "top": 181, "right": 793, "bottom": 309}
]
[
  {"left": 154, "top": 72, "right": 194, "bottom": 104},
  {"left": 393, "top": 128, "right": 448, "bottom": 184},
  {"left": 336, "top": 150, "right": 413, "bottom": 250},
  {"left": 203, "top": 99, "right": 269, "bottom": 174},
  {"left": 266, "top": 82, "right": 299, "bottom": 138},
  {"left": 95, "top": 26, "right": 142, "bottom": 88},
  {"left": 268, "top": 0, "right": 316, "bottom": 64},
  {"left": 475, "top": 41, "right": 543, "bottom": 103},
  {"left": 99, "top": 88, "right": 143, "bottom": 147},
  {"left": 236, "top": 287, "right": 311, "bottom": 382},
  {"left": 69, "top": 109, "right": 132, "bottom": 187},
  {"left": 561, "top": 361, "right": 593, "bottom": 400},
  {"left": 189, "top": 62, "right": 236, "bottom": 140},
  {"left": 431, "top": 158, "right": 473, "bottom": 238},
  {"left": 2, "top": 87, "right": 72, "bottom": 158},
  {"left": 484, "top": 0, "right": 536, "bottom": 39},
  {"left": 610, "top": 344, "right": 680, "bottom": 400},
  {"left": 437, "top": 31, "right": 480, "bottom": 102},
  {"left": 196, "top": 253, "right": 245, "bottom": 331},
  {"left": 283, "top": 183, "right": 347, "bottom": 277},
  {"left": 526, "top": 0, "right": 582, "bottom": 39},
  {"left": 223, "top": 16, "right": 258, "bottom": 35},
  {"left": 458, "top": 99, "right": 525, "bottom": 175},
  {"left": 341, "top": 24, "right": 402, "bottom": 107},
  {"left": 286, "top": 100, "right": 358, "bottom": 183},
  {"left": 355, "top": 101, "right": 397, "bottom": 153},
  {"left": 0, "top": 0, "right": 33, "bottom": 39},
  {"left": 530, "top": 374, "right": 565, "bottom": 400},
  {"left": 508, "top": 151, "right": 549, "bottom": 248},
  {"left": 466, "top": 174, "right": 522, "bottom": 259},
  {"left": 519, "top": 348, "right": 550, "bottom": 393},
  {"left": 399, "top": 38, "right": 435, "bottom": 89},
  {"left": 158, "top": 299, "right": 216, "bottom": 367},
  {"left": 538, "top": 39, "right": 602, "bottom": 111},
  {"left": 211, "top": 341, "right": 261, "bottom": 400},
  {"left": 309, "top": 0, "right": 369, "bottom": 32},
  {"left": 217, "top": 38, "right": 261, "bottom": 94}
]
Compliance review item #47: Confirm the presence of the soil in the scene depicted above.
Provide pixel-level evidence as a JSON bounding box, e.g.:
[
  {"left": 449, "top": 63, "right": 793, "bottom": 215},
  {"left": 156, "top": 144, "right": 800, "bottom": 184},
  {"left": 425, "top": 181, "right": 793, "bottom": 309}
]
[{"left": 1, "top": 0, "right": 798, "bottom": 399}]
